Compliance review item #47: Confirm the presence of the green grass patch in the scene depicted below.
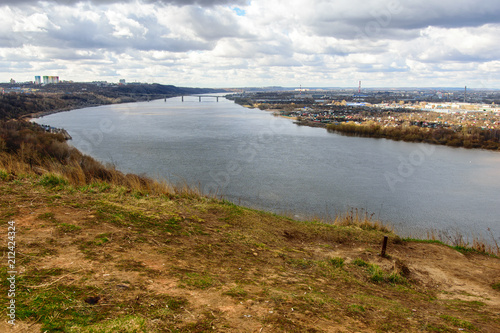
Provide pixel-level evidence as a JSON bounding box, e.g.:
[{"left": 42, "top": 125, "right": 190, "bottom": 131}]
[
  {"left": 0, "top": 169, "right": 8, "bottom": 181},
  {"left": 287, "top": 258, "right": 315, "bottom": 269},
  {"left": 223, "top": 285, "right": 248, "bottom": 298},
  {"left": 13, "top": 283, "right": 106, "bottom": 332},
  {"left": 328, "top": 257, "right": 344, "bottom": 268},
  {"left": 57, "top": 223, "right": 82, "bottom": 233},
  {"left": 93, "top": 233, "right": 111, "bottom": 245},
  {"left": 492, "top": 282, "right": 500, "bottom": 291},
  {"left": 79, "top": 233, "right": 111, "bottom": 257},
  {"left": 182, "top": 273, "right": 215, "bottom": 290},
  {"left": 347, "top": 304, "right": 365, "bottom": 314},
  {"left": 38, "top": 173, "right": 68, "bottom": 188},
  {"left": 387, "top": 272, "right": 407, "bottom": 285},
  {"left": 94, "top": 202, "right": 182, "bottom": 233},
  {"left": 82, "top": 182, "right": 112, "bottom": 193},
  {"left": 440, "top": 315, "right": 478, "bottom": 331},
  {"left": 403, "top": 238, "right": 445, "bottom": 245},
  {"left": 68, "top": 315, "right": 148, "bottom": 333},
  {"left": 405, "top": 238, "right": 498, "bottom": 258},
  {"left": 352, "top": 258, "right": 369, "bottom": 267},
  {"left": 368, "top": 264, "right": 385, "bottom": 283},
  {"left": 165, "top": 296, "right": 188, "bottom": 311}
]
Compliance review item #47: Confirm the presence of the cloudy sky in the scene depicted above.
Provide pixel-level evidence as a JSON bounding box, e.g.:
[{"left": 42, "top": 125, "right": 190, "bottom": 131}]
[{"left": 1, "top": 0, "right": 500, "bottom": 88}]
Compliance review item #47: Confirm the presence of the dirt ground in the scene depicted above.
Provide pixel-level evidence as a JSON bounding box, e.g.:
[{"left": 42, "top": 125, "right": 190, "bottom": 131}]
[{"left": 1, "top": 177, "right": 499, "bottom": 332}]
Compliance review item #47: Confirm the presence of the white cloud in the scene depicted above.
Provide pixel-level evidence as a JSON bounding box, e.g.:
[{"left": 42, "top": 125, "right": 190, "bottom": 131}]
[{"left": 1, "top": 0, "right": 500, "bottom": 87}]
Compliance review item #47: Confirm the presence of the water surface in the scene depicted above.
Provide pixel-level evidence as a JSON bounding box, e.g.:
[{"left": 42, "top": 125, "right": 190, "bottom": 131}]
[{"left": 35, "top": 96, "right": 500, "bottom": 242}]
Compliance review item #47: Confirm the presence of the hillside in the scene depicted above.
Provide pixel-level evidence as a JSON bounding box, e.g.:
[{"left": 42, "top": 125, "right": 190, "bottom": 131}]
[
  {"left": 1, "top": 168, "right": 499, "bottom": 332},
  {"left": 0, "top": 83, "right": 224, "bottom": 120}
]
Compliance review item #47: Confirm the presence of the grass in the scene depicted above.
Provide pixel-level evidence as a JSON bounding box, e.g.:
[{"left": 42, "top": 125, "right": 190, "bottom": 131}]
[
  {"left": 328, "top": 257, "right": 345, "bottom": 268},
  {"left": 57, "top": 222, "right": 82, "bottom": 233},
  {"left": 38, "top": 173, "right": 69, "bottom": 188},
  {"left": 404, "top": 237, "right": 499, "bottom": 258},
  {"left": 368, "top": 264, "right": 385, "bottom": 283},
  {"left": 181, "top": 273, "right": 216, "bottom": 290},
  {"left": 352, "top": 258, "right": 369, "bottom": 267},
  {"left": 223, "top": 285, "right": 248, "bottom": 298},
  {"left": 70, "top": 315, "right": 149, "bottom": 333},
  {"left": 37, "top": 212, "right": 56, "bottom": 221},
  {"left": 347, "top": 304, "right": 365, "bottom": 314},
  {"left": 440, "top": 315, "right": 478, "bottom": 331}
]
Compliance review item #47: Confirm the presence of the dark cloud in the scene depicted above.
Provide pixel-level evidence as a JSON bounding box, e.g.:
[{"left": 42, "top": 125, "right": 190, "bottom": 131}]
[
  {"left": 0, "top": 36, "right": 24, "bottom": 48},
  {"left": 0, "top": 0, "right": 245, "bottom": 6},
  {"left": 306, "top": 1, "right": 500, "bottom": 40}
]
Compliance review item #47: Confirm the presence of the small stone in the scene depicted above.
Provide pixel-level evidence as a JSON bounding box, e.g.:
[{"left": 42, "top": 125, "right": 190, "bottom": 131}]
[{"left": 116, "top": 284, "right": 130, "bottom": 289}]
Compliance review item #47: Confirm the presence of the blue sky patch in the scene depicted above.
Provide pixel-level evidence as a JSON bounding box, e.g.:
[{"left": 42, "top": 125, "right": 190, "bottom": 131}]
[{"left": 233, "top": 7, "right": 246, "bottom": 16}]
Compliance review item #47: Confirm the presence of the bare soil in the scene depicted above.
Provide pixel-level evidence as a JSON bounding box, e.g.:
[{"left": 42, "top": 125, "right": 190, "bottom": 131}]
[{"left": 1, "top": 175, "right": 499, "bottom": 332}]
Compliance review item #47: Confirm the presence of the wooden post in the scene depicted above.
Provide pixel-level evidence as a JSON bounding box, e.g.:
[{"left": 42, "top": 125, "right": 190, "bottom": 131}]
[{"left": 381, "top": 236, "right": 388, "bottom": 257}]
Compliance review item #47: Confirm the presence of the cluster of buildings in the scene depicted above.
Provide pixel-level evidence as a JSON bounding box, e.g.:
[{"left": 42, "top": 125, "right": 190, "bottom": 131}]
[
  {"left": 34, "top": 76, "right": 60, "bottom": 85},
  {"left": 370, "top": 101, "right": 500, "bottom": 113}
]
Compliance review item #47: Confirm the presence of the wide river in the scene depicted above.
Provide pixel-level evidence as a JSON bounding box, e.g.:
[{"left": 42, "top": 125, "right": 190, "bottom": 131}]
[{"left": 35, "top": 95, "right": 500, "bottom": 243}]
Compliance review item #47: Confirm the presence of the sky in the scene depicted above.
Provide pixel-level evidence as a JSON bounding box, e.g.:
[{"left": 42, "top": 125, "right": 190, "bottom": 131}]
[{"left": 1, "top": 0, "right": 500, "bottom": 88}]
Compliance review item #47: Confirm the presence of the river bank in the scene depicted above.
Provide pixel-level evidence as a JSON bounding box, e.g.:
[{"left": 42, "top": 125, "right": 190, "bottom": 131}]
[{"left": 282, "top": 113, "right": 500, "bottom": 151}]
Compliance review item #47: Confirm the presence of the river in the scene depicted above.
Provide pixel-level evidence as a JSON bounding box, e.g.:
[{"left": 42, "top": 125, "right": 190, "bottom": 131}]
[{"left": 34, "top": 95, "right": 500, "bottom": 243}]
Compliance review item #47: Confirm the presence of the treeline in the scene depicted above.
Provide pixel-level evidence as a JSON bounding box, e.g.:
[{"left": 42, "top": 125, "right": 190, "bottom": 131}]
[
  {"left": 111, "top": 83, "right": 222, "bottom": 97},
  {"left": 0, "top": 84, "right": 225, "bottom": 120},
  {"left": 326, "top": 122, "right": 500, "bottom": 150},
  {"left": 0, "top": 93, "right": 122, "bottom": 120}
]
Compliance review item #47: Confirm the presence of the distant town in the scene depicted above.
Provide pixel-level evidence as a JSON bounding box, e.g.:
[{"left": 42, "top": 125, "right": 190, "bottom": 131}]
[
  {"left": 227, "top": 86, "right": 500, "bottom": 131},
  {"left": 2, "top": 76, "right": 132, "bottom": 95}
]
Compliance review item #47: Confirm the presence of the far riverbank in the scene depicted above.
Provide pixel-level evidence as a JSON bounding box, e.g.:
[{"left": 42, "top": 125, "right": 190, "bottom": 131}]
[{"left": 239, "top": 102, "right": 500, "bottom": 151}]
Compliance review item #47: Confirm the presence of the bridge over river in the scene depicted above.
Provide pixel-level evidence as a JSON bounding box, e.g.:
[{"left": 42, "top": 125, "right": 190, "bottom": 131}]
[{"left": 181, "top": 95, "right": 222, "bottom": 102}]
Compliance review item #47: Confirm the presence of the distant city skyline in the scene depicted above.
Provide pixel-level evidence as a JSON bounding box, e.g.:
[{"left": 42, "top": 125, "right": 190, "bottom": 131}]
[{"left": 1, "top": 0, "right": 500, "bottom": 88}]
